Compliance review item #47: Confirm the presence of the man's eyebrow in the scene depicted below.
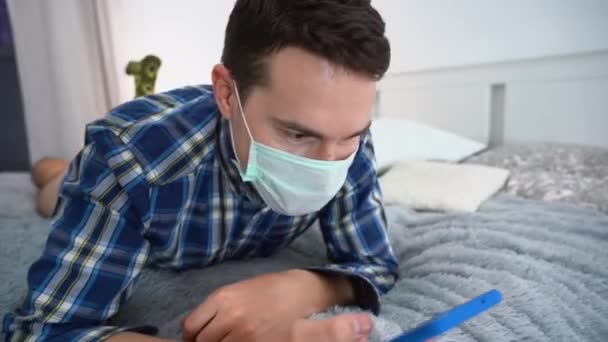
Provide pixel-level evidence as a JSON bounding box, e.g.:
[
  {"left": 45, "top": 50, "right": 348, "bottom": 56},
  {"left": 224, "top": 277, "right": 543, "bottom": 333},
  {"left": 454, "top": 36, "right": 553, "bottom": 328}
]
[
  {"left": 345, "top": 121, "right": 372, "bottom": 139},
  {"left": 273, "top": 117, "right": 325, "bottom": 139},
  {"left": 273, "top": 117, "right": 371, "bottom": 139}
]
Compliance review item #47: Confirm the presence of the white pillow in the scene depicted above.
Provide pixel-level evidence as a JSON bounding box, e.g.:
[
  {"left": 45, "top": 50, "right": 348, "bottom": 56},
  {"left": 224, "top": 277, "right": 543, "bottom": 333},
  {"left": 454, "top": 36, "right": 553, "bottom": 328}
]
[
  {"left": 380, "top": 161, "right": 510, "bottom": 212},
  {"left": 370, "top": 118, "right": 486, "bottom": 171}
]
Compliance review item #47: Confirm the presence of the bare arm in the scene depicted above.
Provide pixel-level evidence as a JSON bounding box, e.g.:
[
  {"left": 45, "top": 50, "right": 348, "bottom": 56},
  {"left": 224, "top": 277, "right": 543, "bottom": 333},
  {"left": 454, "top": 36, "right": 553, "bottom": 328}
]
[{"left": 106, "top": 332, "right": 174, "bottom": 342}]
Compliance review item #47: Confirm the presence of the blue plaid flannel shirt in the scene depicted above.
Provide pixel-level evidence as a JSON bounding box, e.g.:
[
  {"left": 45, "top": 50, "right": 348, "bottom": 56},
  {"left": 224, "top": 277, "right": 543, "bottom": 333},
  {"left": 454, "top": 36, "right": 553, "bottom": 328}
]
[{"left": 3, "top": 85, "right": 398, "bottom": 341}]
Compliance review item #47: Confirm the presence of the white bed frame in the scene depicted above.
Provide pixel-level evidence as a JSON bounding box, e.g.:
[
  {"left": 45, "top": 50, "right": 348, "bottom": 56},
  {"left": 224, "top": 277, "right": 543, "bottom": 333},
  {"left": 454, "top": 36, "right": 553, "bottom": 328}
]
[{"left": 376, "top": 50, "right": 608, "bottom": 148}]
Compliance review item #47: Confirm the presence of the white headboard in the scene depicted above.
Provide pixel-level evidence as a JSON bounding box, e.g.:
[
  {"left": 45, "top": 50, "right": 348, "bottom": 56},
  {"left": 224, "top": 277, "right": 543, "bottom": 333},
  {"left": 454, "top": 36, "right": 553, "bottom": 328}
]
[{"left": 376, "top": 50, "right": 608, "bottom": 148}]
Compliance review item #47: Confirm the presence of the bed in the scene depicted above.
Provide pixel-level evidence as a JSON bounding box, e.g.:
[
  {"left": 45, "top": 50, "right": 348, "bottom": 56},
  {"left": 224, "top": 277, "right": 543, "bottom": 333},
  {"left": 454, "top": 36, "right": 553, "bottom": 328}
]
[
  {"left": 465, "top": 143, "right": 608, "bottom": 214},
  {"left": 1, "top": 141, "right": 607, "bottom": 341}
]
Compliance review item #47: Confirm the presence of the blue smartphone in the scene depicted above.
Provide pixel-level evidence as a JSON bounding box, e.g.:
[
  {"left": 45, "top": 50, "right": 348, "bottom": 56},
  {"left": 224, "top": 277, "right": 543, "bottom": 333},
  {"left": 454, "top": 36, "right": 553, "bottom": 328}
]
[{"left": 388, "top": 289, "right": 502, "bottom": 342}]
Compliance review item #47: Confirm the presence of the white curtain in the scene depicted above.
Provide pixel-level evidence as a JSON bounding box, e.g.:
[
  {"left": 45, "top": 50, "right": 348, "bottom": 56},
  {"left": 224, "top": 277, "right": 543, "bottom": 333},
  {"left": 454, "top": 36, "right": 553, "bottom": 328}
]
[{"left": 7, "top": 0, "right": 111, "bottom": 163}]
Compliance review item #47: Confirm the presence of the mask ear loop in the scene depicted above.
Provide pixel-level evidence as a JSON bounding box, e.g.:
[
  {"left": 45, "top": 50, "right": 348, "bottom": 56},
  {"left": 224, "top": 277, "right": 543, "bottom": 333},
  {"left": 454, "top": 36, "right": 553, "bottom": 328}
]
[
  {"left": 232, "top": 81, "right": 259, "bottom": 181},
  {"left": 233, "top": 81, "right": 254, "bottom": 141}
]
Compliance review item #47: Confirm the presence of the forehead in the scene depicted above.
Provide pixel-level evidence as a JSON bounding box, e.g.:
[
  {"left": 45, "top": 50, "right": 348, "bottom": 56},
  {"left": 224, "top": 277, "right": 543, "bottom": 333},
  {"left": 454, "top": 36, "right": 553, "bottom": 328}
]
[{"left": 258, "top": 47, "right": 376, "bottom": 137}]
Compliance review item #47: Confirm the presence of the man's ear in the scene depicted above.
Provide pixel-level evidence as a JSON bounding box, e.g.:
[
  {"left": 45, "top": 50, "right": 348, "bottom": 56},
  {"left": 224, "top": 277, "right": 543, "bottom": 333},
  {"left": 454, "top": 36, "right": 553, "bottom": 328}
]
[{"left": 211, "top": 64, "right": 234, "bottom": 119}]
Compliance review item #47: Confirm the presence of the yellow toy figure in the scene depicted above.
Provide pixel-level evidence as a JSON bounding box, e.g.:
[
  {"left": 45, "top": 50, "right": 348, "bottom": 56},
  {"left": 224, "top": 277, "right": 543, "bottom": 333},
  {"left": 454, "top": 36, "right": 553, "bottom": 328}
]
[
  {"left": 125, "top": 54, "right": 162, "bottom": 97},
  {"left": 32, "top": 55, "right": 161, "bottom": 217}
]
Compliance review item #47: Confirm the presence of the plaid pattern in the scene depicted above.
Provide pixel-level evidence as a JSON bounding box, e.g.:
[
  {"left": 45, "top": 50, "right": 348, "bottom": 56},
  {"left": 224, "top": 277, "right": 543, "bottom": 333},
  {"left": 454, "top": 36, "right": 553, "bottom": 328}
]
[{"left": 3, "top": 85, "right": 398, "bottom": 341}]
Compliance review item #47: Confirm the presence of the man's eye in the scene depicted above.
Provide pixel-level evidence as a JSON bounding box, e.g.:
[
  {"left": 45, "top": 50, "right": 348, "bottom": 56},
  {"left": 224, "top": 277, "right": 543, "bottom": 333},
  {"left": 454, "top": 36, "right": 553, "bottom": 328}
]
[{"left": 287, "top": 131, "right": 306, "bottom": 140}]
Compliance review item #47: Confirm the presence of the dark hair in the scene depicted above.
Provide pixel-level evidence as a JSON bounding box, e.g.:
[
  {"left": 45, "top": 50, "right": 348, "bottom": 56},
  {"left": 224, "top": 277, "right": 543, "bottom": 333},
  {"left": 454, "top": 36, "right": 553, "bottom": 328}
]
[{"left": 221, "top": 0, "right": 390, "bottom": 101}]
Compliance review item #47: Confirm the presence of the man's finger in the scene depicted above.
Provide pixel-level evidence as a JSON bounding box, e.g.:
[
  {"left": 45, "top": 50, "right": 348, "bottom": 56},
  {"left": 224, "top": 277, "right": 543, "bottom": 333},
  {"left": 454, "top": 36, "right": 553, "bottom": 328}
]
[
  {"left": 194, "top": 309, "right": 233, "bottom": 342},
  {"left": 292, "top": 313, "right": 374, "bottom": 342},
  {"left": 181, "top": 300, "right": 219, "bottom": 341}
]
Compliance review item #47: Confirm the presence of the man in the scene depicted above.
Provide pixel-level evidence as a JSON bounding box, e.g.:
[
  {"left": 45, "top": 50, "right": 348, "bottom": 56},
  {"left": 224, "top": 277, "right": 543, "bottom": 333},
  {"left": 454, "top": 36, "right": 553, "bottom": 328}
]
[{"left": 4, "top": 0, "right": 398, "bottom": 341}]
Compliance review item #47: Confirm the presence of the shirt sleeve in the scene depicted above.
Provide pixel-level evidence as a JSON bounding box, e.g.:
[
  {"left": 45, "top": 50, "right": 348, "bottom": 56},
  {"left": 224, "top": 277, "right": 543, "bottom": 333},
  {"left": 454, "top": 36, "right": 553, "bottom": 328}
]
[
  {"left": 311, "top": 130, "right": 399, "bottom": 315},
  {"left": 3, "top": 128, "right": 156, "bottom": 341}
]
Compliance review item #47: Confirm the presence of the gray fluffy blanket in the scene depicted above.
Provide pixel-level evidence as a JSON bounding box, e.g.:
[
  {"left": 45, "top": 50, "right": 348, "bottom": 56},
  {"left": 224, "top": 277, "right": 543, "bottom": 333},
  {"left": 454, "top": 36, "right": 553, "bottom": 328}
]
[{"left": 1, "top": 174, "right": 607, "bottom": 341}]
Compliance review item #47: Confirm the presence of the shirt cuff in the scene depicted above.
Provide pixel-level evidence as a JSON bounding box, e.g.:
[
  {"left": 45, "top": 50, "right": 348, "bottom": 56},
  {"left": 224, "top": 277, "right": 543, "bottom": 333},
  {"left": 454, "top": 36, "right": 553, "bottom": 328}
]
[{"left": 303, "top": 266, "right": 381, "bottom": 315}]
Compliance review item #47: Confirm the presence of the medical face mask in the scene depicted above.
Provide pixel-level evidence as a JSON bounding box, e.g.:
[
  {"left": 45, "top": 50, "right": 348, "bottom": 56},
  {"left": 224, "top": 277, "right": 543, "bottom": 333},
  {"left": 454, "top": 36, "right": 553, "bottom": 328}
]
[{"left": 230, "top": 83, "right": 357, "bottom": 216}]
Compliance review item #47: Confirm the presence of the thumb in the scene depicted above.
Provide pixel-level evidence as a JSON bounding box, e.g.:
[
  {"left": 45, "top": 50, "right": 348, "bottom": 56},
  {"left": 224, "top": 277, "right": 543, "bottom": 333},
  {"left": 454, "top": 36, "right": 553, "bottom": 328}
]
[{"left": 292, "top": 313, "right": 374, "bottom": 342}]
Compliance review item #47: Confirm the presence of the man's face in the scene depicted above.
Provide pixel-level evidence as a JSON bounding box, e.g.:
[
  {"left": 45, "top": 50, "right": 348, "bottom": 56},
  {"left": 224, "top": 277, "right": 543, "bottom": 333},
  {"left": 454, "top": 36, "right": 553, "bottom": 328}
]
[{"left": 215, "top": 47, "right": 376, "bottom": 168}]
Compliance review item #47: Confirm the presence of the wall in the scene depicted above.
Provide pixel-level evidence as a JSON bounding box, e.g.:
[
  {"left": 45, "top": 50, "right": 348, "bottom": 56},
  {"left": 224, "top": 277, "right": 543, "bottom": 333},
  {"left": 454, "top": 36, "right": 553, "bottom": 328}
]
[
  {"left": 374, "top": 0, "right": 608, "bottom": 72},
  {"left": 100, "top": 0, "right": 235, "bottom": 105},
  {"left": 104, "top": 0, "right": 608, "bottom": 101}
]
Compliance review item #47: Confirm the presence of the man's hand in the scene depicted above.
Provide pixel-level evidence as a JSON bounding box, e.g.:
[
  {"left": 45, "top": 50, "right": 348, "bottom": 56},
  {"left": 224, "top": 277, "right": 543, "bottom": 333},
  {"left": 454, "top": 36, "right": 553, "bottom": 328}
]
[
  {"left": 290, "top": 314, "right": 374, "bottom": 342},
  {"left": 182, "top": 269, "right": 373, "bottom": 341}
]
